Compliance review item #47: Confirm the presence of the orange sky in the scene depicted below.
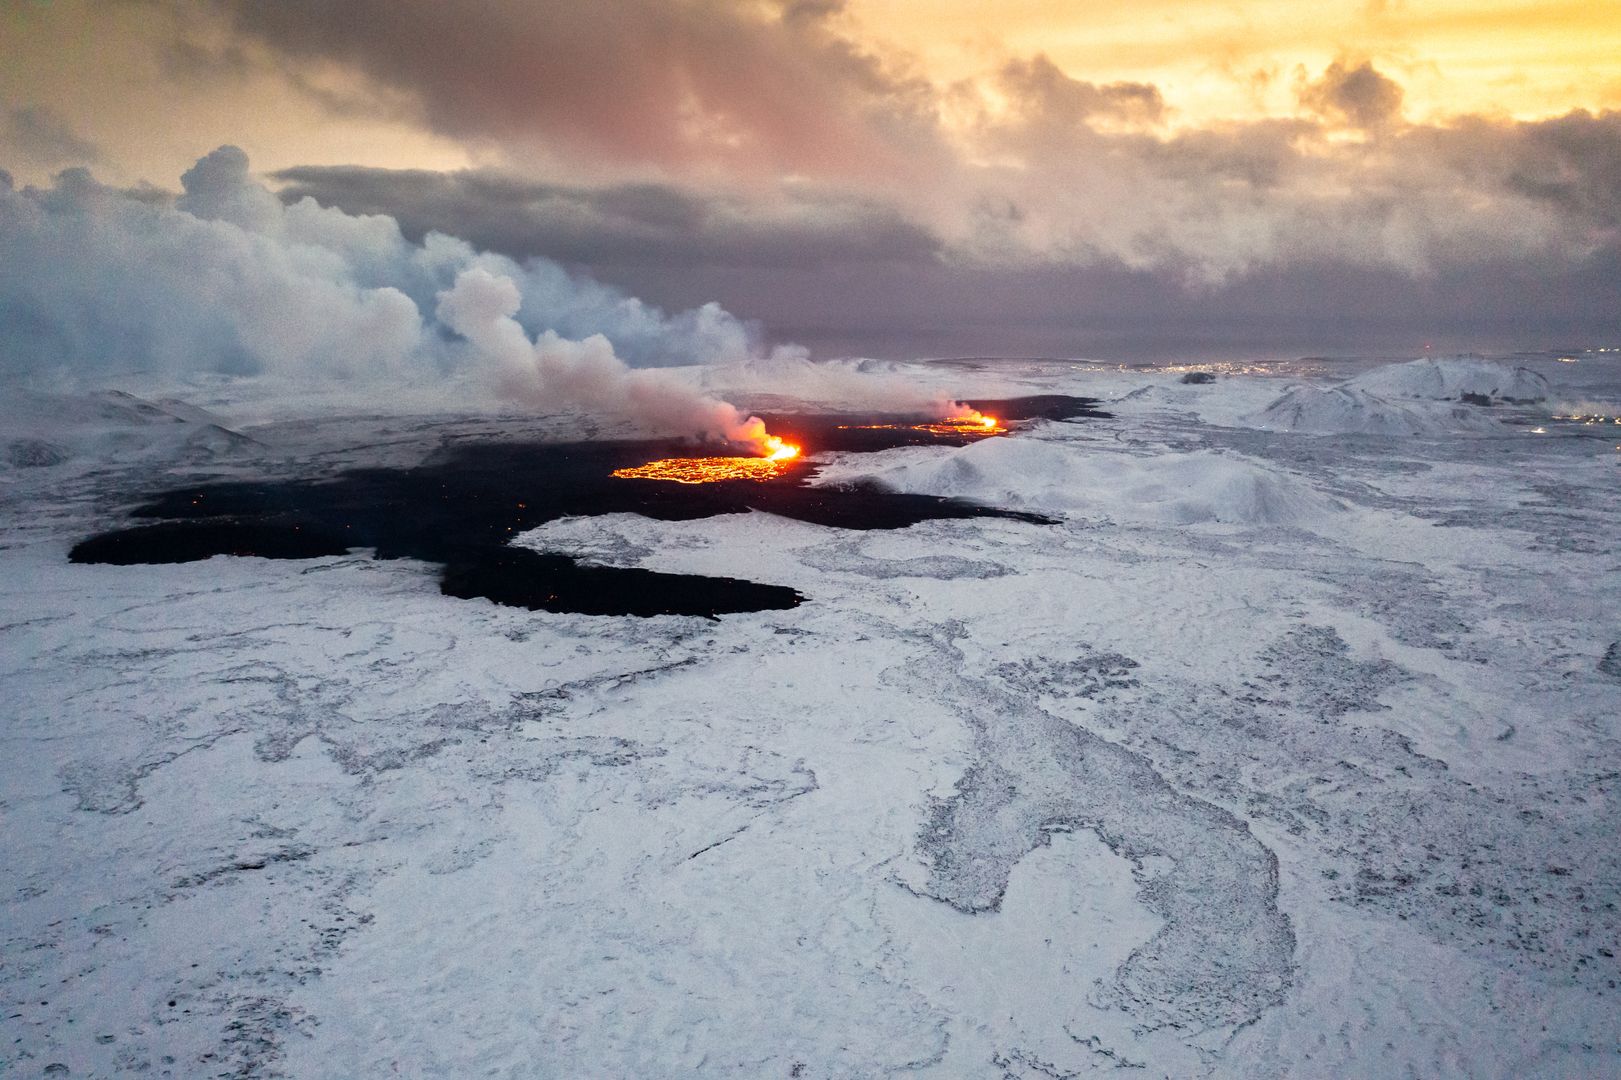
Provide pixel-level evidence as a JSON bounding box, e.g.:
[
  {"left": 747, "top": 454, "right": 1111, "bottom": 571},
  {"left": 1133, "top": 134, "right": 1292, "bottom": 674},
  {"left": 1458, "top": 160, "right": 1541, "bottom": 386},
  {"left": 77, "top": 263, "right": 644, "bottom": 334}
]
[
  {"left": 847, "top": 0, "right": 1621, "bottom": 125},
  {"left": 3, "top": 0, "right": 1619, "bottom": 188},
  {"left": 2, "top": 0, "right": 1618, "bottom": 360}
]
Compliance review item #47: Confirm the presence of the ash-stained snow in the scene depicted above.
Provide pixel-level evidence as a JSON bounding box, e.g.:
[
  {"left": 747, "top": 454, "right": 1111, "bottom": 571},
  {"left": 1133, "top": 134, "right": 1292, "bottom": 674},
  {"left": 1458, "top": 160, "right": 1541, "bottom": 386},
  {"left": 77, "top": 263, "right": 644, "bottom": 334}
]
[{"left": 2, "top": 353, "right": 1619, "bottom": 1078}]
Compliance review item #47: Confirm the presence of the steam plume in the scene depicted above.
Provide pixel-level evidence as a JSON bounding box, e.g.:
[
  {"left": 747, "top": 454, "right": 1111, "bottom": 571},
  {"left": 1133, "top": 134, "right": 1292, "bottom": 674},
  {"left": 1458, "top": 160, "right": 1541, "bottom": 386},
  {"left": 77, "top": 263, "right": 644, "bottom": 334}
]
[
  {"left": 0, "top": 147, "right": 757, "bottom": 399},
  {"left": 436, "top": 268, "right": 775, "bottom": 449},
  {"left": 0, "top": 145, "right": 984, "bottom": 444}
]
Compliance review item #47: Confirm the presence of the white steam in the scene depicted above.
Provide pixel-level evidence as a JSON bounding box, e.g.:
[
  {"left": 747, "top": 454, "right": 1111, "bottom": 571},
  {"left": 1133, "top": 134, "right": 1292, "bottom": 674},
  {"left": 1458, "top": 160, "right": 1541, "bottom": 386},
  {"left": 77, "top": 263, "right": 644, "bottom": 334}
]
[
  {"left": 436, "top": 268, "right": 773, "bottom": 448},
  {"left": 0, "top": 146, "right": 777, "bottom": 441},
  {"left": 0, "top": 145, "right": 991, "bottom": 443}
]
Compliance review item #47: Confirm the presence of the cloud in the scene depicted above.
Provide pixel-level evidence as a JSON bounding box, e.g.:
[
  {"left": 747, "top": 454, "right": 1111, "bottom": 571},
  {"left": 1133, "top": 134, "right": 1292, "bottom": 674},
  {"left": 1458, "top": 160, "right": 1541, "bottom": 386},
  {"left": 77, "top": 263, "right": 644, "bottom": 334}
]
[
  {"left": 162, "top": 3, "right": 1620, "bottom": 289},
  {"left": 0, "top": 147, "right": 775, "bottom": 406},
  {"left": 269, "top": 166, "right": 941, "bottom": 271},
  {"left": 243, "top": 88, "right": 1621, "bottom": 359},
  {"left": 196, "top": 0, "right": 949, "bottom": 183},
  {"left": 2, "top": 105, "right": 103, "bottom": 168},
  {"left": 9, "top": 3, "right": 1620, "bottom": 361},
  {"left": 993, "top": 55, "right": 1167, "bottom": 128},
  {"left": 1298, "top": 59, "right": 1405, "bottom": 131},
  {"left": 950, "top": 61, "right": 1621, "bottom": 282}
]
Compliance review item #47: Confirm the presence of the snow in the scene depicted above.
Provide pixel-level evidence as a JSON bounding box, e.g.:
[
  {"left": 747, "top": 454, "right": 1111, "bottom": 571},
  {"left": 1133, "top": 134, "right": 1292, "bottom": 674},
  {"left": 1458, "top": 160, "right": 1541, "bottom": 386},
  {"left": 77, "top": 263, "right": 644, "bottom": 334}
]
[
  {"left": 814, "top": 439, "right": 1345, "bottom": 524},
  {"left": 2, "top": 353, "right": 1618, "bottom": 1078},
  {"left": 1245, "top": 384, "right": 1504, "bottom": 435},
  {"left": 1345, "top": 356, "right": 1551, "bottom": 403},
  {"left": 1241, "top": 357, "right": 1557, "bottom": 435}
]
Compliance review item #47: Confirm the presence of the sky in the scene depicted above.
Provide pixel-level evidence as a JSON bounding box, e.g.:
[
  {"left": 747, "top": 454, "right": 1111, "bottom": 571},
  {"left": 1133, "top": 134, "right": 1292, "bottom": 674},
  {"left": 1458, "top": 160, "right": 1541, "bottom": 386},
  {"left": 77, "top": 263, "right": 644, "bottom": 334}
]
[{"left": 3, "top": 0, "right": 1620, "bottom": 363}]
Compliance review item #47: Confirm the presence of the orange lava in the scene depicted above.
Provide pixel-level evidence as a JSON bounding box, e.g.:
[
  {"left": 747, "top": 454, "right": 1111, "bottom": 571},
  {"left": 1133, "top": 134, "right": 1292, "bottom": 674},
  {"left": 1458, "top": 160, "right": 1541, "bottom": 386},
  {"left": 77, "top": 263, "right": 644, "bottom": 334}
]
[
  {"left": 763, "top": 436, "right": 801, "bottom": 461},
  {"left": 612, "top": 434, "right": 802, "bottom": 484},
  {"left": 837, "top": 410, "right": 1006, "bottom": 437}
]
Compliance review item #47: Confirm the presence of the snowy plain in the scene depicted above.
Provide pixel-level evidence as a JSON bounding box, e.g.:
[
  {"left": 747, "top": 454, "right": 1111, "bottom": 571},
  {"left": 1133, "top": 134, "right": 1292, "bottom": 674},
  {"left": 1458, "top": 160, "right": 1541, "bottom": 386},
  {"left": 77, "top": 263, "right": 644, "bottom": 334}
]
[{"left": 2, "top": 354, "right": 1619, "bottom": 1077}]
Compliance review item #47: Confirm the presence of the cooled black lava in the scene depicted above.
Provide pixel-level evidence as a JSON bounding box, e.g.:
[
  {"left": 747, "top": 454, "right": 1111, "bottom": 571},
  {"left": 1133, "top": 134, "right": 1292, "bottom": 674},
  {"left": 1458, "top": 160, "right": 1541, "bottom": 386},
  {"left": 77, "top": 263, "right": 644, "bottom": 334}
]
[{"left": 70, "top": 397, "right": 1102, "bottom": 617}]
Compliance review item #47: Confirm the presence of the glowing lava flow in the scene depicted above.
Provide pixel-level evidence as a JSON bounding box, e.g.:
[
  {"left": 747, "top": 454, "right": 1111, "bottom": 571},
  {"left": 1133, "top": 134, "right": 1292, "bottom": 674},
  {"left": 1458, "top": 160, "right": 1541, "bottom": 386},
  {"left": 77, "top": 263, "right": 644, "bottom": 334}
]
[
  {"left": 612, "top": 435, "right": 802, "bottom": 484},
  {"left": 916, "top": 412, "right": 1005, "bottom": 436},
  {"left": 837, "top": 409, "right": 1006, "bottom": 437}
]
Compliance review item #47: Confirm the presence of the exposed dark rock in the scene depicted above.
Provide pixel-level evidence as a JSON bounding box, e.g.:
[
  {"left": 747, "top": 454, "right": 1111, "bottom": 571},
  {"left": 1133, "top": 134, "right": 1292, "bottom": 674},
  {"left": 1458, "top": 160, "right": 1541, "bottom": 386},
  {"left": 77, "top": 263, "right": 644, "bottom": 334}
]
[
  {"left": 68, "top": 404, "right": 1095, "bottom": 616},
  {"left": 1600, "top": 642, "right": 1621, "bottom": 679},
  {"left": 5, "top": 438, "right": 69, "bottom": 467}
]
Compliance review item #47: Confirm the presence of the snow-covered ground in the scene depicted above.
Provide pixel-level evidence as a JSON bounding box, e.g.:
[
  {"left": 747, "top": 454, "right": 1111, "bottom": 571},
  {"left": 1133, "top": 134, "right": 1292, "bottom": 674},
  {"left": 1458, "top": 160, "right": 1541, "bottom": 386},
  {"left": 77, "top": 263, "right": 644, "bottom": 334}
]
[{"left": 2, "top": 355, "right": 1618, "bottom": 1077}]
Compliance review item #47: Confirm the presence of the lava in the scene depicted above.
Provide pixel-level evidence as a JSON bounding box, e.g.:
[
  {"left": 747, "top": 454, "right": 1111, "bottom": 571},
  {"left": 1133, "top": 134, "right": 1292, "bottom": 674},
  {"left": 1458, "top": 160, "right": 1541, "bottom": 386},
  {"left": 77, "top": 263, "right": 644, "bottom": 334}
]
[
  {"left": 612, "top": 407, "right": 1002, "bottom": 485},
  {"left": 612, "top": 432, "right": 802, "bottom": 484},
  {"left": 763, "top": 435, "right": 801, "bottom": 461},
  {"left": 837, "top": 409, "right": 1006, "bottom": 437}
]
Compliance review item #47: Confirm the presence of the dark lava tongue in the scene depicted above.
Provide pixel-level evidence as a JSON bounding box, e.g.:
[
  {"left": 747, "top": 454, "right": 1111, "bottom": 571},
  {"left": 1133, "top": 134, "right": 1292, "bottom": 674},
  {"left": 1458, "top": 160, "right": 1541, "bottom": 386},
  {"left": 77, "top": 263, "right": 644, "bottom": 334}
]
[{"left": 69, "top": 400, "right": 1098, "bottom": 617}]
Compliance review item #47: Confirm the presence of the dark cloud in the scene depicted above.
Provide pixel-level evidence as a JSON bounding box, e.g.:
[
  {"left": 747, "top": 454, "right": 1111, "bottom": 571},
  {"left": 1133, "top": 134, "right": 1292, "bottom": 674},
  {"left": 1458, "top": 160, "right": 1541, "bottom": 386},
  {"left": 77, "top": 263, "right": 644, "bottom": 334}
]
[
  {"left": 198, "top": 0, "right": 948, "bottom": 182},
  {"left": 172, "top": 3, "right": 1620, "bottom": 290},
  {"left": 2, "top": 104, "right": 102, "bottom": 167},
  {"left": 270, "top": 165, "right": 940, "bottom": 270},
  {"left": 1502, "top": 111, "right": 1621, "bottom": 226},
  {"left": 264, "top": 157, "right": 1619, "bottom": 363},
  {"left": 959, "top": 62, "right": 1621, "bottom": 283},
  {"left": 1147, "top": 119, "right": 1314, "bottom": 189},
  {"left": 158, "top": 34, "right": 255, "bottom": 82},
  {"left": 601, "top": 246, "right": 1621, "bottom": 362},
  {"left": 995, "top": 55, "right": 1166, "bottom": 127},
  {"left": 1299, "top": 59, "right": 1405, "bottom": 131},
  {"left": 1403, "top": 110, "right": 1621, "bottom": 233}
]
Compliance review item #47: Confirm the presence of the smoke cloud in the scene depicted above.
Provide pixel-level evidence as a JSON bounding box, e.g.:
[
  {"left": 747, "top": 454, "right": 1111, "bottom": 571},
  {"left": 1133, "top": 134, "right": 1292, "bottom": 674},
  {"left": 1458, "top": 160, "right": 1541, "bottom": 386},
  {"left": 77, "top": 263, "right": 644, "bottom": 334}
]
[{"left": 0, "top": 145, "right": 796, "bottom": 441}]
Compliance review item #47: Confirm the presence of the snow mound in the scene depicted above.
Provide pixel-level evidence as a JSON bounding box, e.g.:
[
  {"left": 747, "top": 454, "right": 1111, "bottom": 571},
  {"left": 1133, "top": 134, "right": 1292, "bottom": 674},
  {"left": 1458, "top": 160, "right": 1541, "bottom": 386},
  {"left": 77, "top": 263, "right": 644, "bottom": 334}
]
[
  {"left": 823, "top": 439, "right": 1341, "bottom": 525},
  {"left": 1113, "top": 385, "right": 1199, "bottom": 408},
  {"left": 0, "top": 390, "right": 261, "bottom": 470},
  {"left": 1248, "top": 386, "right": 1502, "bottom": 436},
  {"left": 1346, "top": 358, "right": 1549, "bottom": 403}
]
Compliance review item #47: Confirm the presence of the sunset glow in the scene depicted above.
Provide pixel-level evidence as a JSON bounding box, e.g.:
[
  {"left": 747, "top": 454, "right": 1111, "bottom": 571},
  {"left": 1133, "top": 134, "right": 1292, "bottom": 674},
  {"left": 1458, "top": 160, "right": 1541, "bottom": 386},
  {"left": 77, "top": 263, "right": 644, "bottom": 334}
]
[
  {"left": 845, "top": 0, "right": 1621, "bottom": 125},
  {"left": 2, "top": 0, "right": 1617, "bottom": 361}
]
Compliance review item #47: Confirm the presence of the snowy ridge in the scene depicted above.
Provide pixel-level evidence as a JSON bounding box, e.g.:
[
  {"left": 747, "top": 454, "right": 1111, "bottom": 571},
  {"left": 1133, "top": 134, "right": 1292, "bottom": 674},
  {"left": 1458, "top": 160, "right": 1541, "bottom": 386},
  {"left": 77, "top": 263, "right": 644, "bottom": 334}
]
[
  {"left": 1345, "top": 357, "right": 1550, "bottom": 403},
  {"left": 814, "top": 439, "right": 1345, "bottom": 524},
  {"left": 1247, "top": 385, "right": 1503, "bottom": 435},
  {"left": 1243, "top": 357, "right": 1552, "bottom": 435},
  {"left": 0, "top": 389, "right": 263, "bottom": 474}
]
